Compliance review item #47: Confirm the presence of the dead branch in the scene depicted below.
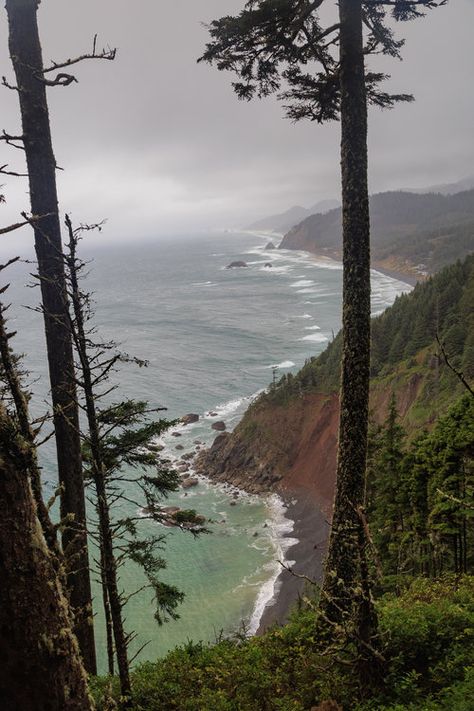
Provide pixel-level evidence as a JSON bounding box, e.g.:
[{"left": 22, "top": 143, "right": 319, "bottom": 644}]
[
  {"left": 277, "top": 559, "right": 319, "bottom": 586},
  {"left": 0, "top": 256, "right": 20, "bottom": 270},
  {"left": 0, "top": 163, "right": 27, "bottom": 178},
  {"left": 436, "top": 488, "right": 474, "bottom": 511},
  {"left": 43, "top": 35, "right": 116, "bottom": 76},
  {"left": 0, "top": 130, "right": 25, "bottom": 150},
  {"left": 1, "top": 76, "right": 19, "bottom": 91},
  {"left": 40, "top": 73, "right": 78, "bottom": 87},
  {"left": 0, "top": 213, "right": 52, "bottom": 235},
  {"left": 356, "top": 505, "right": 383, "bottom": 580},
  {"left": 436, "top": 334, "right": 474, "bottom": 398}
]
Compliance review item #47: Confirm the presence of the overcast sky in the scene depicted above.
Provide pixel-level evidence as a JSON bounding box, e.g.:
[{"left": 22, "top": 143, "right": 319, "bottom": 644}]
[{"left": 0, "top": 0, "right": 473, "bottom": 247}]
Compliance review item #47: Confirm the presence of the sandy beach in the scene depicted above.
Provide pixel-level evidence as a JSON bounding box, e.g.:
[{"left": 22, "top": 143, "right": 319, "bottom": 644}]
[{"left": 257, "top": 492, "right": 330, "bottom": 632}]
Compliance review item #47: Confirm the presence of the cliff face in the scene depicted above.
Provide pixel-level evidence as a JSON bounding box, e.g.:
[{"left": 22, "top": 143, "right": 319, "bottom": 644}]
[
  {"left": 196, "top": 371, "right": 426, "bottom": 518},
  {"left": 195, "top": 393, "right": 339, "bottom": 515},
  {"left": 197, "top": 255, "right": 473, "bottom": 515}
]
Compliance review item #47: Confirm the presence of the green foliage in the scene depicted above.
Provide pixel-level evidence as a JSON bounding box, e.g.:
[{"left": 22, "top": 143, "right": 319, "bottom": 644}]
[
  {"left": 367, "top": 394, "right": 474, "bottom": 581},
  {"left": 91, "top": 576, "right": 474, "bottom": 711},
  {"left": 257, "top": 255, "right": 474, "bottom": 414}
]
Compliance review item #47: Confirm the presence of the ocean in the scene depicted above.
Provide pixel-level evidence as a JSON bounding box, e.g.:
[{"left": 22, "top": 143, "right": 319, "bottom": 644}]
[{"left": 3, "top": 230, "right": 411, "bottom": 671}]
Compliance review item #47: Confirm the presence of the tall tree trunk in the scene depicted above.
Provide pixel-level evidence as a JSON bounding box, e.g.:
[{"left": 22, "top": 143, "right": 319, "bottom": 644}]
[
  {"left": 0, "top": 410, "right": 94, "bottom": 711},
  {"left": 0, "top": 298, "right": 61, "bottom": 557},
  {"left": 320, "top": 0, "right": 372, "bottom": 630},
  {"left": 5, "top": 0, "right": 96, "bottom": 672},
  {"left": 66, "top": 218, "right": 131, "bottom": 696}
]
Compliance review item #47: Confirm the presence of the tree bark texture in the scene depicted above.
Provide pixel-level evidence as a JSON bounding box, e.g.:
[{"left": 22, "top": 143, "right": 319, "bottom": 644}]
[
  {"left": 0, "top": 410, "right": 94, "bottom": 711},
  {"left": 320, "top": 0, "right": 371, "bottom": 623},
  {"left": 5, "top": 0, "right": 96, "bottom": 672}
]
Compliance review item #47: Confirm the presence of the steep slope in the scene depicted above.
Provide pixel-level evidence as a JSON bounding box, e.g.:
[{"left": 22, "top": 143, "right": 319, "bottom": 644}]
[
  {"left": 280, "top": 189, "right": 474, "bottom": 277},
  {"left": 196, "top": 256, "right": 474, "bottom": 516}
]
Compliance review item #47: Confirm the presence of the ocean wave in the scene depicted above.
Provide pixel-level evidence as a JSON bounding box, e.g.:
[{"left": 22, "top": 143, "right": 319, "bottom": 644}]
[
  {"left": 304, "top": 325, "right": 321, "bottom": 331},
  {"left": 262, "top": 265, "right": 293, "bottom": 274},
  {"left": 247, "top": 494, "right": 298, "bottom": 636},
  {"left": 267, "top": 360, "right": 295, "bottom": 369},
  {"left": 299, "top": 332, "right": 329, "bottom": 343},
  {"left": 296, "top": 313, "right": 313, "bottom": 319},
  {"left": 290, "top": 279, "right": 315, "bottom": 288}
]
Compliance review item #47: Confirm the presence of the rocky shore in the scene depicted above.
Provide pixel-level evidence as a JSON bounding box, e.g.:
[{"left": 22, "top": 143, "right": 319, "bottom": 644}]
[{"left": 193, "top": 392, "right": 340, "bottom": 628}]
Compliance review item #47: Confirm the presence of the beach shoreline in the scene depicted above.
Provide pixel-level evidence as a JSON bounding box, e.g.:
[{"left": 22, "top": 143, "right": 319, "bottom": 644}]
[{"left": 256, "top": 492, "right": 329, "bottom": 633}]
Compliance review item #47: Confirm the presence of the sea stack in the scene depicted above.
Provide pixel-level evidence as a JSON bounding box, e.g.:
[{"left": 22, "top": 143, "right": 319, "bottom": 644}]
[{"left": 226, "top": 261, "right": 248, "bottom": 269}]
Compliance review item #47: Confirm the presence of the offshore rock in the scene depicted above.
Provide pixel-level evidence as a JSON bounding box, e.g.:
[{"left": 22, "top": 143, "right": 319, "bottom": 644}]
[
  {"left": 226, "top": 261, "right": 248, "bottom": 269},
  {"left": 212, "top": 421, "right": 226, "bottom": 431},
  {"left": 181, "top": 477, "right": 199, "bottom": 489},
  {"left": 182, "top": 413, "right": 199, "bottom": 425}
]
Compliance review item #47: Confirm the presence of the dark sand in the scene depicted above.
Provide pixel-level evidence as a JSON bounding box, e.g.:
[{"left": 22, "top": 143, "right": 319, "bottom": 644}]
[
  {"left": 257, "top": 493, "right": 330, "bottom": 633},
  {"left": 371, "top": 264, "right": 420, "bottom": 287}
]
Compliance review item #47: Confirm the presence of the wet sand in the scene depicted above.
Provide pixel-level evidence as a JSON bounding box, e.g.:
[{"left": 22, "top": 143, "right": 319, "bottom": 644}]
[
  {"left": 371, "top": 264, "right": 420, "bottom": 287},
  {"left": 257, "top": 493, "right": 330, "bottom": 632}
]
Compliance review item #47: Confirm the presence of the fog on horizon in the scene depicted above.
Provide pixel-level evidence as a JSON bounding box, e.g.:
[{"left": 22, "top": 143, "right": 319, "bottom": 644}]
[{"left": 0, "top": 0, "right": 473, "bottom": 253}]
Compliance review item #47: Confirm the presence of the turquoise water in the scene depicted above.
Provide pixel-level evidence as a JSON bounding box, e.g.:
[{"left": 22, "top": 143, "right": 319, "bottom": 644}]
[{"left": 3, "top": 231, "right": 411, "bottom": 670}]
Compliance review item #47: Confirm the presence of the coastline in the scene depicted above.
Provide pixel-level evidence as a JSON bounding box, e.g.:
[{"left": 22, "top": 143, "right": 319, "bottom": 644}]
[
  {"left": 256, "top": 492, "right": 329, "bottom": 633},
  {"left": 161, "top": 232, "right": 414, "bottom": 643},
  {"left": 371, "top": 263, "right": 420, "bottom": 287}
]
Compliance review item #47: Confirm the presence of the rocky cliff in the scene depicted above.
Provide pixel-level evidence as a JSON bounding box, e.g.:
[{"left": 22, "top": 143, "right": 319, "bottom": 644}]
[{"left": 196, "top": 256, "right": 474, "bottom": 515}]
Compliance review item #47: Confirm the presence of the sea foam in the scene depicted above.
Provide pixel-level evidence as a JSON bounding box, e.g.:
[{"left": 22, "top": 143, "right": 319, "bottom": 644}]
[
  {"left": 247, "top": 494, "right": 298, "bottom": 635},
  {"left": 299, "top": 332, "right": 329, "bottom": 343},
  {"left": 267, "top": 360, "right": 295, "bottom": 369}
]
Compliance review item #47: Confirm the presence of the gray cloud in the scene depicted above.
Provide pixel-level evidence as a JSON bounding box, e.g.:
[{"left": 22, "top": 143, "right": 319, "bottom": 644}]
[{"left": 0, "top": 0, "right": 472, "bottom": 248}]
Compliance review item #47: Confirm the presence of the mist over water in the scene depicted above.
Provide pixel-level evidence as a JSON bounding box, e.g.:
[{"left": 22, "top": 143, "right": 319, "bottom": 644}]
[{"left": 4, "top": 231, "right": 411, "bottom": 669}]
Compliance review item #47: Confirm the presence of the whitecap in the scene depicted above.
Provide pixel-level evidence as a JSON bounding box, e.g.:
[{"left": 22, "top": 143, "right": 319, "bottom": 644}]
[
  {"left": 205, "top": 389, "right": 264, "bottom": 420},
  {"left": 299, "top": 333, "right": 329, "bottom": 343},
  {"left": 266, "top": 360, "right": 295, "bottom": 369},
  {"left": 290, "top": 279, "right": 315, "bottom": 288},
  {"left": 304, "top": 325, "right": 321, "bottom": 331},
  {"left": 296, "top": 313, "right": 313, "bottom": 319},
  {"left": 247, "top": 494, "right": 298, "bottom": 635}
]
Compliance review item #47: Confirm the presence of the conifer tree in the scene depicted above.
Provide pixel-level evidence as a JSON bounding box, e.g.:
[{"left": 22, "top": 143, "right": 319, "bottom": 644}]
[
  {"left": 0, "top": 255, "right": 92, "bottom": 711},
  {"left": 367, "top": 394, "right": 409, "bottom": 577},
  {"left": 64, "top": 217, "right": 207, "bottom": 696},
  {"left": 4, "top": 0, "right": 114, "bottom": 671},
  {"left": 200, "top": 0, "right": 446, "bottom": 652}
]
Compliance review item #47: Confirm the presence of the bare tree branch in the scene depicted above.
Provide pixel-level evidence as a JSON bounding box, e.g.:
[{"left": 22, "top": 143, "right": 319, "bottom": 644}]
[
  {"left": 436, "top": 334, "right": 474, "bottom": 398},
  {"left": 43, "top": 35, "right": 116, "bottom": 76},
  {"left": 0, "top": 163, "right": 27, "bottom": 178}
]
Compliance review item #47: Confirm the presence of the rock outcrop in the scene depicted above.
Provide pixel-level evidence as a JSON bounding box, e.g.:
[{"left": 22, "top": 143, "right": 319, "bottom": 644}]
[
  {"left": 182, "top": 413, "right": 199, "bottom": 425},
  {"left": 226, "top": 261, "right": 248, "bottom": 269},
  {"left": 195, "top": 369, "right": 436, "bottom": 518},
  {"left": 211, "top": 421, "right": 226, "bottom": 431},
  {"left": 195, "top": 394, "right": 339, "bottom": 514}
]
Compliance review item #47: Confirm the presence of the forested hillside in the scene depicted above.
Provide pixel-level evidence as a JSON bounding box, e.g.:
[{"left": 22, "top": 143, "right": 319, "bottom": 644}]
[
  {"left": 197, "top": 255, "right": 474, "bottom": 511},
  {"left": 280, "top": 190, "right": 474, "bottom": 276},
  {"left": 95, "top": 256, "right": 474, "bottom": 711}
]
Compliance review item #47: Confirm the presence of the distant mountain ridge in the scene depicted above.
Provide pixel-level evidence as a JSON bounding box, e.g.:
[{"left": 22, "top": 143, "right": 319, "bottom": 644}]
[
  {"left": 245, "top": 198, "right": 339, "bottom": 234},
  {"left": 405, "top": 175, "right": 474, "bottom": 196},
  {"left": 280, "top": 188, "right": 474, "bottom": 277}
]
